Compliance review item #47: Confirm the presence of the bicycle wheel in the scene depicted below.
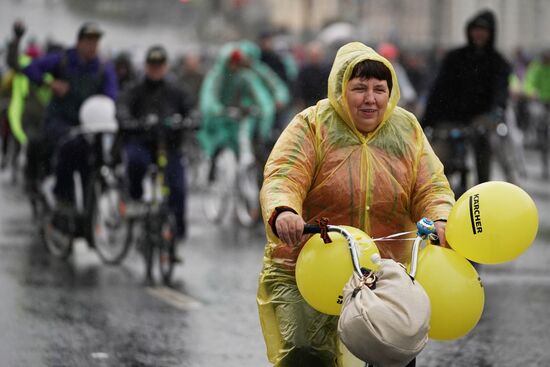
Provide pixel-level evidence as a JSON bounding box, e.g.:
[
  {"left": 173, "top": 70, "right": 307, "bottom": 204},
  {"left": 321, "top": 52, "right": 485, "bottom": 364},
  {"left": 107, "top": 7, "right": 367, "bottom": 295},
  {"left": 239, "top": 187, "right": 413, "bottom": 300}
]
[
  {"left": 157, "top": 212, "right": 177, "bottom": 285},
  {"left": 203, "top": 148, "right": 237, "bottom": 223},
  {"left": 91, "top": 179, "right": 132, "bottom": 265},
  {"left": 235, "top": 162, "right": 260, "bottom": 227},
  {"left": 141, "top": 229, "right": 155, "bottom": 285},
  {"left": 42, "top": 209, "right": 73, "bottom": 260},
  {"left": 183, "top": 136, "right": 209, "bottom": 191}
]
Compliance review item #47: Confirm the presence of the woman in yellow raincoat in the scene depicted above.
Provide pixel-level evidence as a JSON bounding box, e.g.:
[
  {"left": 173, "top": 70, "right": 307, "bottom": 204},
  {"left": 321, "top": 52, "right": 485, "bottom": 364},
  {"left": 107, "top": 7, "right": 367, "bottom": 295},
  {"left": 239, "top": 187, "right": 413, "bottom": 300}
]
[{"left": 257, "top": 42, "right": 455, "bottom": 366}]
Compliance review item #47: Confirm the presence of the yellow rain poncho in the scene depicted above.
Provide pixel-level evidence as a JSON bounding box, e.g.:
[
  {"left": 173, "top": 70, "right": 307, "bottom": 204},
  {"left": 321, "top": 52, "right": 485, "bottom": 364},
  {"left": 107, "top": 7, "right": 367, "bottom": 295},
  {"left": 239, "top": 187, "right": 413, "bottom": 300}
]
[{"left": 257, "top": 42, "right": 454, "bottom": 366}]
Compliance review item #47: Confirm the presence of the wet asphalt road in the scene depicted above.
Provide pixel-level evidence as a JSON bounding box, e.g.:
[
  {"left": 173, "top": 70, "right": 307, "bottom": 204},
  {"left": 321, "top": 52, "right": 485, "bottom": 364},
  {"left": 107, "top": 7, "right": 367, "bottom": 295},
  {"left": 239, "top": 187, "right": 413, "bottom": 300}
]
[
  {"left": 0, "top": 149, "right": 549, "bottom": 367},
  {"left": 0, "top": 172, "right": 268, "bottom": 366}
]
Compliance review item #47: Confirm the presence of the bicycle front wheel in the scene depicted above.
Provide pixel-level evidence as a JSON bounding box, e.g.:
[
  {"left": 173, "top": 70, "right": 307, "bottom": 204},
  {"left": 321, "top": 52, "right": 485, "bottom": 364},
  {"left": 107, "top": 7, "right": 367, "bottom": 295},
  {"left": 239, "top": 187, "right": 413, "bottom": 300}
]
[
  {"left": 235, "top": 162, "right": 260, "bottom": 227},
  {"left": 91, "top": 180, "right": 132, "bottom": 265},
  {"left": 158, "top": 212, "right": 177, "bottom": 285},
  {"left": 203, "top": 148, "right": 237, "bottom": 223}
]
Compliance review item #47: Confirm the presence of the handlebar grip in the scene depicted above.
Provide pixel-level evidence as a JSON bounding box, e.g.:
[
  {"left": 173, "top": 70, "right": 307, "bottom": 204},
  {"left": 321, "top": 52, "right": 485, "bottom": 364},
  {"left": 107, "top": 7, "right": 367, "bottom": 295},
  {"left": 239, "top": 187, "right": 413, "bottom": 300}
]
[{"left": 303, "top": 224, "right": 321, "bottom": 234}]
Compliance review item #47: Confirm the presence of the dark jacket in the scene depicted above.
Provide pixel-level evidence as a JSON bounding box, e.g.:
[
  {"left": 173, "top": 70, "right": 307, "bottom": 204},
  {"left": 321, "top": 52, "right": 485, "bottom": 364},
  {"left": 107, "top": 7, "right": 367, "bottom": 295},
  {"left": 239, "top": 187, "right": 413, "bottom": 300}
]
[
  {"left": 422, "top": 10, "right": 511, "bottom": 126},
  {"left": 260, "top": 49, "right": 288, "bottom": 84},
  {"left": 119, "top": 78, "right": 192, "bottom": 150}
]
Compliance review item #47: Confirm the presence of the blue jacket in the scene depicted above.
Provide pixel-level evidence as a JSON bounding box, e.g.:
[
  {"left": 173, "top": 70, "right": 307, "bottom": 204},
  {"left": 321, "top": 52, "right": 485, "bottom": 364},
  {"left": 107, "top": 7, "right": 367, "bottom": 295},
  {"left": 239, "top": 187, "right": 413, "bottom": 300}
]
[{"left": 23, "top": 47, "right": 118, "bottom": 124}]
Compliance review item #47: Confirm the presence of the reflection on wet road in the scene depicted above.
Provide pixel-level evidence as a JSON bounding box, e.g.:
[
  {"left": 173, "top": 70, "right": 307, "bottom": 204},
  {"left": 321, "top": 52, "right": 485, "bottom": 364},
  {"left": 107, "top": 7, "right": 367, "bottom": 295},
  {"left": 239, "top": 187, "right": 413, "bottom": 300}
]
[{"left": 0, "top": 149, "right": 549, "bottom": 366}]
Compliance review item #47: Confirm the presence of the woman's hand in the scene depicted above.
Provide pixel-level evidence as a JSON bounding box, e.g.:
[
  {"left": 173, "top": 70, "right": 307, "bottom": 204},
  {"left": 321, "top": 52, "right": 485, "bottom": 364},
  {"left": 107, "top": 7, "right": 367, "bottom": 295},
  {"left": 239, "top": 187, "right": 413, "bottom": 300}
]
[
  {"left": 275, "top": 211, "right": 305, "bottom": 247},
  {"left": 434, "top": 220, "right": 449, "bottom": 248}
]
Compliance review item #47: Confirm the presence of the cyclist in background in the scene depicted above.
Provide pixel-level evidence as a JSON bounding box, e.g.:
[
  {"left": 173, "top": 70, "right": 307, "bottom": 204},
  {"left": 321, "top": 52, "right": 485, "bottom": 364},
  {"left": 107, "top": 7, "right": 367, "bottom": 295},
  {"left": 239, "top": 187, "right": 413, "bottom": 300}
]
[
  {"left": 113, "top": 52, "right": 138, "bottom": 97},
  {"left": 197, "top": 43, "right": 275, "bottom": 161},
  {"left": 294, "top": 41, "right": 330, "bottom": 110},
  {"left": 258, "top": 30, "right": 289, "bottom": 85},
  {"left": 523, "top": 48, "right": 550, "bottom": 179},
  {"left": 422, "top": 10, "right": 510, "bottom": 193},
  {"left": 116, "top": 45, "right": 192, "bottom": 262},
  {"left": 175, "top": 53, "right": 205, "bottom": 109},
  {"left": 6, "top": 20, "right": 52, "bottom": 193},
  {"left": 239, "top": 40, "right": 290, "bottom": 164},
  {"left": 22, "top": 22, "right": 118, "bottom": 212}
]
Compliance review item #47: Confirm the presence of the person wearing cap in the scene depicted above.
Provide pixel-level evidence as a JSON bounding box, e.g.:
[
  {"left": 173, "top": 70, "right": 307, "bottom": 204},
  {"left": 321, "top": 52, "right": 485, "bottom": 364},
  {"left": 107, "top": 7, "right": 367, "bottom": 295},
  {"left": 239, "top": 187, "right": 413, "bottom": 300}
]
[
  {"left": 257, "top": 41, "right": 454, "bottom": 367},
  {"left": 22, "top": 21, "right": 118, "bottom": 210},
  {"left": 116, "top": 45, "right": 192, "bottom": 262},
  {"left": 422, "top": 9, "right": 511, "bottom": 194}
]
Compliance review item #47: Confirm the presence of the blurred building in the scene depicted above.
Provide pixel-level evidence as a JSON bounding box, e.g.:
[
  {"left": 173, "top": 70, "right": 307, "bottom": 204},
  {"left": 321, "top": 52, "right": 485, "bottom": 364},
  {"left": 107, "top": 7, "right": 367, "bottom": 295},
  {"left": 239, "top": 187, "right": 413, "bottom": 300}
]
[
  {"left": 1, "top": 0, "right": 549, "bottom": 58},
  {"left": 266, "top": 0, "right": 550, "bottom": 54}
]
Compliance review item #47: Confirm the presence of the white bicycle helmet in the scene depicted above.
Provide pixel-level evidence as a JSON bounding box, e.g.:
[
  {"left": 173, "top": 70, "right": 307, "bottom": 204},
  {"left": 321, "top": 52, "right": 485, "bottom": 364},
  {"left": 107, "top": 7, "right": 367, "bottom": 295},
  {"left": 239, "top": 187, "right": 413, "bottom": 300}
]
[{"left": 79, "top": 95, "right": 118, "bottom": 133}]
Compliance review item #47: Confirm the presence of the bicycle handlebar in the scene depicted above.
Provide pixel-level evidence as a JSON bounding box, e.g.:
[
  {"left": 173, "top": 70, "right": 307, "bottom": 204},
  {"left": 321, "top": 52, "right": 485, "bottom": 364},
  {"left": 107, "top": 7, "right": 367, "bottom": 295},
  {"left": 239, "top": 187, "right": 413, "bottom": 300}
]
[
  {"left": 224, "top": 106, "right": 260, "bottom": 121},
  {"left": 302, "top": 218, "right": 436, "bottom": 278},
  {"left": 302, "top": 224, "right": 364, "bottom": 277},
  {"left": 119, "top": 113, "right": 188, "bottom": 133},
  {"left": 302, "top": 223, "right": 321, "bottom": 234}
]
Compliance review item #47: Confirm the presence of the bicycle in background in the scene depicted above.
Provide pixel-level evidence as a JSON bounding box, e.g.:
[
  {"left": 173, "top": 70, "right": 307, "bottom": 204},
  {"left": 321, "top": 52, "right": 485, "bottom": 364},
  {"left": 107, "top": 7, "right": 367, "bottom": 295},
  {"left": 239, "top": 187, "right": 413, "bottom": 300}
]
[
  {"left": 120, "top": 113, "right": 185, "bottom": 285},
  {"left": 180, "top": 109, "right": 208, "bottom": 191},
  {"left": 425, "top": 125, "right": 471, "bottom": 198},
  {"left": 202, "top": 106, "right": 261, "bottom": 228},
  {"left": 37, "top": 96, "right": 130, "bottom": 262}
]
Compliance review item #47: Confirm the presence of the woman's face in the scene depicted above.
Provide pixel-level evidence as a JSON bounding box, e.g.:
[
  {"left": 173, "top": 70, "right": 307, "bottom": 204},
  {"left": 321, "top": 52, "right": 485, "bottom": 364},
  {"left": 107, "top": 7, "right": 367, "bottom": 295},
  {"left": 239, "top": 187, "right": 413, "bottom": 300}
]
[{"left": 345, "top": 77, "right": 390, "bottom": 134}]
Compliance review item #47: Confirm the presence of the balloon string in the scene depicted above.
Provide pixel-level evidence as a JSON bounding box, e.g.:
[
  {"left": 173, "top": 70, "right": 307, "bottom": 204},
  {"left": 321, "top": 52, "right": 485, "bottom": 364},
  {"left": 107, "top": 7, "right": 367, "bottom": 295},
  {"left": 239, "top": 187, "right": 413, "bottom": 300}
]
[
  {"left": 374, "top": 237, "right": 417, "bottom": 242},
  {"left": 373, "top": 230, "right": 417, "bottom": 242}
]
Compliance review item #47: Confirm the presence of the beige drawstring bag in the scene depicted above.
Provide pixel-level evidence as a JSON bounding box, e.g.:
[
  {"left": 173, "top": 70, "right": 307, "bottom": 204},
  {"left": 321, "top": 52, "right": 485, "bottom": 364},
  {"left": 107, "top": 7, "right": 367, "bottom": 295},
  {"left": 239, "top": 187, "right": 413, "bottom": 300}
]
[{"left": 338, "top": 258, "right": 430, "bottom": 367}]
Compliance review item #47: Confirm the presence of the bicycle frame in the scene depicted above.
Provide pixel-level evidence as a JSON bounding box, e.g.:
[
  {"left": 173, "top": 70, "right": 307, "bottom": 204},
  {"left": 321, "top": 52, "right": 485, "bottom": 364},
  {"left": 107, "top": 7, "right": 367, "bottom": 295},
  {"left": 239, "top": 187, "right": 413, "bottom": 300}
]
[{"left": 122, "top": 115, "right": 183, "bottom": 285}]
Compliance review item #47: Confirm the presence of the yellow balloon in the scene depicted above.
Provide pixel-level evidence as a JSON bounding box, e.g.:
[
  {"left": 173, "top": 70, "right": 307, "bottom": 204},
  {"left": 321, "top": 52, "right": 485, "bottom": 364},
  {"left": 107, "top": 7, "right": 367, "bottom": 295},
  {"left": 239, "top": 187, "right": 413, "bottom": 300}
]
[
  {"left": 446, "top": 181, "right": 538, "bottom": 264},
  {"left": 296, "top": 226, "right": 380, "bottom": 315},
  {"left": 415, "top": 244, "right": 484, "bottom": 340}
]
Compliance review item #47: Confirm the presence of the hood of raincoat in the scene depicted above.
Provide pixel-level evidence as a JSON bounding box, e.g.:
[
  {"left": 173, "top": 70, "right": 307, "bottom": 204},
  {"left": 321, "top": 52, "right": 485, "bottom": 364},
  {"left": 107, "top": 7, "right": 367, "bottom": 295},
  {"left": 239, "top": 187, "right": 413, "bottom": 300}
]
[
  {"left": 465, "top": 9, "right": 496, "bottom": 49},
  {"left": 239, "top": 40, "right": 262, "bottom": 62},
  {"left": 328, "top": 42, "right": 400, "bottom": 138},
  {"left": 212, "top": 40, "right": 261, "bottom": 70}
]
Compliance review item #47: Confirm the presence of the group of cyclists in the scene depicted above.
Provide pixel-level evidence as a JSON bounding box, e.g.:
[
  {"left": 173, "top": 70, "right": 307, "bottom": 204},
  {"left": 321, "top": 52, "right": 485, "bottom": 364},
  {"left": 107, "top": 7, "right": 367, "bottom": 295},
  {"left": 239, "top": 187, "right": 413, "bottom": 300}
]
[
  {"left": 1, "top": 16, "right": 550, "bottom": 267},
  {"left": 0, "top": 20, "right": 297, "bottom": 268}
]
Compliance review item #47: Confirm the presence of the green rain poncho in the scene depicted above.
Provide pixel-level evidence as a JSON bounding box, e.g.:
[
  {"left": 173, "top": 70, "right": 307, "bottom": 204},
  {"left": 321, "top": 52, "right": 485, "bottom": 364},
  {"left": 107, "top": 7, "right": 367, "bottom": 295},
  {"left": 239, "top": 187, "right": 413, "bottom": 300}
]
[
  {"left": 257, "top": 42, "right": 454, "bottom": 366},
  {"left": 8, "top": 54, "right": 51, "bottom": 145},
  {"left": 197, "top": 41, "right": 276, "bottom": 157}
]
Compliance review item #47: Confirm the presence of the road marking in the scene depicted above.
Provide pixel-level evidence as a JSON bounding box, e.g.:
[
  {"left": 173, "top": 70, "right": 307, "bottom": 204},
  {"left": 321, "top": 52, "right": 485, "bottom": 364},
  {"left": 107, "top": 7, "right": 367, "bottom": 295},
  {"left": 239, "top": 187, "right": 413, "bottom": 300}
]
[
  {"left": 146, "top": 286, "right": 203, "bottom": 310},
  {"left": 91, "top": 352, "right": 109, "bottom": 360}
]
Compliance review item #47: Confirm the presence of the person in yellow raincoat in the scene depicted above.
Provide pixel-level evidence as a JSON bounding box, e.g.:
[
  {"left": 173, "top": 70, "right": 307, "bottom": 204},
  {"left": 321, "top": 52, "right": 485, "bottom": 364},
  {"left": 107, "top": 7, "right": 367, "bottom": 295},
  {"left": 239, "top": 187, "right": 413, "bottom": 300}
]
[{"left": 257, "top": 42, "right": 455, "bottom": 366}]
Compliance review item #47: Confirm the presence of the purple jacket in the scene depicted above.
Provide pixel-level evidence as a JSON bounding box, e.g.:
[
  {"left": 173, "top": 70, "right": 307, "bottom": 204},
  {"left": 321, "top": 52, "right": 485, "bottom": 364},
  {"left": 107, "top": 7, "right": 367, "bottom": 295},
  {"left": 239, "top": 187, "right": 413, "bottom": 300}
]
[
  {"left": 23, "top": 47, "right": 118, "bottom": 100},
  {"left": 23, "top": 47, "right": 118, "bottom": 123}
]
